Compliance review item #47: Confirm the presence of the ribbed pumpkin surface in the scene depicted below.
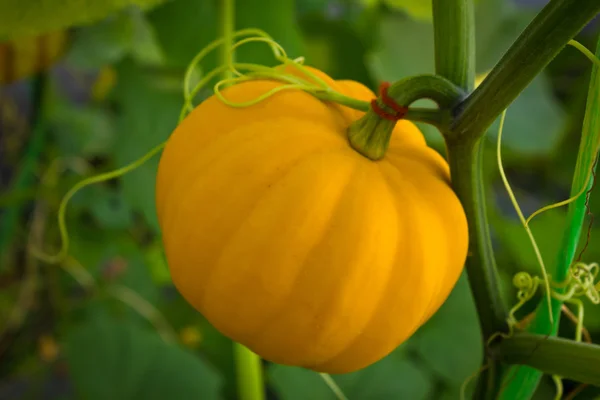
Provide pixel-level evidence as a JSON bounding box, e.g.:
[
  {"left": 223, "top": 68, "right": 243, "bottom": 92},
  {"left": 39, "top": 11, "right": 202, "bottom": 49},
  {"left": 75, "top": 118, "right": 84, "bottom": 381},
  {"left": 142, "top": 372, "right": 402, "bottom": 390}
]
[{"left": 155, "top": 66, "right": 468, "bottom": 373}]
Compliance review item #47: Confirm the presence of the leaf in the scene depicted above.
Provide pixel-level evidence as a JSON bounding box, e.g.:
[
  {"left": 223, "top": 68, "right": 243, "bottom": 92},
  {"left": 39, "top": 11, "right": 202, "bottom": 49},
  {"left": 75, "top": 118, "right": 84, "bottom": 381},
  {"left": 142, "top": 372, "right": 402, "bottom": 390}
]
[
  {"left": 0, "top": 0, "right": 166, "bottom": 40},
  {"left": 474, "top": 0, "right": 535, "bottom": 72},
  {"left": 493, "top": 208, "right": 567, "bottom": 277},
  {"left": 486, "top": 75, "right": 566, "bottom": 156},
  {"left": 236, "top": 0, "right": 305, "bottom": 65},
  {"left": 65, "top": 312, "right": 223, "bottom": 400},
  {"left": 86, "top": 185, "right": 134, "bottom": 230},
  {"left": 412, "top": 274, "right": 483, "bottom": 388},
  {"left": 66, "top": 10, "right": 164, "bottom": 69},
  {"left": 268, "top": 347, "right": 433, "bottom": 400},
  {"left": 268, "top": 366, "right": 333, "bottom": 400},
  {"left": 145, "top": 241, "right": 172, "bottom": 285},
  {"left": 48, "top": 102, "right": 115, "bottom": 157},
  {"left": 65, "top": 12, "right": 135, "bottom": 69},
  {"left": 147, "top": 0, "right": 218, "bottom": 68},
  {"left": 366, "top": 15, "right": 434, "bottom": 82},
  {"left": 299, "top": 15, "right": 374, "bottom": 85},
  {"left": 112, "top": 60, "right": 182, "bottom": 232},
  {"left": 129, "top": 9, "right": 165, "bottom": 65}
]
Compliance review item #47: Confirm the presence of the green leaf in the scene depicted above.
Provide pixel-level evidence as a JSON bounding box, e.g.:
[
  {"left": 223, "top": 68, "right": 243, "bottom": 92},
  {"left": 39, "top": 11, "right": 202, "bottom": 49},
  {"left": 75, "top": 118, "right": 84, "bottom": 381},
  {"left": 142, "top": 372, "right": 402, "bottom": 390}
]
[
  {"left": 236, "top": 0, "right": 305, "bottom": 65},
  {"left": 116, "top": 240, "right": 160, "bottom": 307},
  {"left": 129, "top": 9, "right": 165, "bottom": 65},
  {"left": 366, "top": 15, "right": 434, "bottom": 82},
  {"left": 48, "top": 102, "right": 115, "bottom": 157},
  {"left": 268, "top": 366, "right": 333, "bottom": 400},
  {"left": 474, "top": 0, "right": 535, "bottom": 72},
  {"left": 0, "top": 0, "right": 166, "bottom": 40},
  {"left": 412, "top": 274, "right": 483, "bottom": 388},
  {"left": 299, "top": 15, "right": 374, "bottom": 86},
  {"left": 65, "top": 312, "right": 223, "bottom": 400},
  {"left": 112, "top": 60, "right": 182, "bottom": 232},
  {"left": 493, "top": 209, "right": 567, "bottom": 277},
  {"left": 66, "top": 10, "right": 164, "bottom": 69},
  {"left": 147, "top": 0, "right": 218, "bottom": 68},
  {"left": 65, "top": 12, "right": 135, "bottom": 69},
  {"left": 485, "top": 75, "right": 566, "bottom": 156},
  {"left": 86, "top": 185, "right": 134, "bottom": 230},
  {"left": 145, "top": 241, "right": 172, "bottom": 285},
  {"left": 268, "top": 348, "right": 433, "bottom": 400}
]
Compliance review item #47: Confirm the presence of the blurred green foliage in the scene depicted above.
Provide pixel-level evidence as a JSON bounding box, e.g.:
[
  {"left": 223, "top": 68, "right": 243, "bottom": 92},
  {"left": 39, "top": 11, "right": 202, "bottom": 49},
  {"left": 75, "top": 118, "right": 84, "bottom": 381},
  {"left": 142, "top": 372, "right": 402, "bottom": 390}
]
[{"left": 0, "top": 0, "right": 599, "bottom": 399}]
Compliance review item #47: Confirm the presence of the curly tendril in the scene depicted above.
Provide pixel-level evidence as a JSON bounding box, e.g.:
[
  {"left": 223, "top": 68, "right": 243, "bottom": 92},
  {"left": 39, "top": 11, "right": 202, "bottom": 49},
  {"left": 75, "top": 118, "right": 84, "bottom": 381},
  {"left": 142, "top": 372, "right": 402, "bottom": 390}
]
[
  {"left": 497, "top": 109, "right": 554, "bottom": 322},
  {"left": 180, "top": 29, "right": 368, "bottom": 122}
]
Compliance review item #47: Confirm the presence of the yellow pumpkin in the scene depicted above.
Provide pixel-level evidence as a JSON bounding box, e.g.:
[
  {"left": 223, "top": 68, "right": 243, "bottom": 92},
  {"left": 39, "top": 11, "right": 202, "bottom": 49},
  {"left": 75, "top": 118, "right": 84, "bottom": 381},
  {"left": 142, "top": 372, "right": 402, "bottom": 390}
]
[{"left": 155, "top": 66, "right": 468, "bottom": 373}]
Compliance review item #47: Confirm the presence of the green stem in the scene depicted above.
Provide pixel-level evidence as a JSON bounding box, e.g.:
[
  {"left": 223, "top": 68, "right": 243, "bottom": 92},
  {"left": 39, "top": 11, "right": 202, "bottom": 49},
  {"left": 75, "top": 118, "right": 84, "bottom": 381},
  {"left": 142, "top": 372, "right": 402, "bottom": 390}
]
[
  {"left": 492, "top": 334, "right": 600, "bottom": 386},
  {"left": 348, "top": 74, "right": 464, "bottom": 160},
  {"left": 451, "top": 0, "right": 600, "bottom": 141},
  {"left": 432, "top": 0, "right": 507, "bottom": 338},
  {"left": 218, "top": 1, "right": 265, "bottom": 399},
  {"left": 220, "top": 0, "right": 234, "bottom": 80},
  {"left": 432, "top": 0, "right": 475, "bottom": 91},
  {"left": 446, "top": 139, "right": 509, "bottom": 339},
  {"left": 234, "top": 343, "right": 265, "bottom": 400},
  {"left": 432, "top": 1, "right": 506, "bottom": 396},
  {"left": 497, "top": 29, "right": 600, "bottom": 400}
]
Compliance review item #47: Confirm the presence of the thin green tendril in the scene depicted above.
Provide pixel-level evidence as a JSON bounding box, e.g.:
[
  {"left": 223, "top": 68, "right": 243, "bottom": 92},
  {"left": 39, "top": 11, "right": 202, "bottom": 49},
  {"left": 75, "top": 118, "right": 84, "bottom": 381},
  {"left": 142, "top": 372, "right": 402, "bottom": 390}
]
[
  {"left": 552, "top": 375, "right": 564, "bottom": 400},
  {"left": 181, "top": 28, "right": 275, "bottom": 114},
  {"left": 497, "top": 109, "right": 554, "bottom": 323},
  {"left": 30, "top": 142, "right": 166, "bottom": 264},
  {"left": 319, "top": 374, "right": 348, "bottom": 400},
  {"left": 568, "top": 40, "right": 600, "bottom": 69},
  {"left": 179, "top": 29, "right": 368, "bottom": 122}
]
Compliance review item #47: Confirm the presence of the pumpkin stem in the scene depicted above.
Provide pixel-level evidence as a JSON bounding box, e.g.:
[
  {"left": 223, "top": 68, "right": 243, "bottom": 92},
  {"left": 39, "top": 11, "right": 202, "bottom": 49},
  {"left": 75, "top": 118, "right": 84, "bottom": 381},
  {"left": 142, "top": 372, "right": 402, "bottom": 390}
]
[
  {"left": 347, "top": 74, "right": 465, "bottom": 160},
  {"left": 347, "top": 109, "right": 397, "bottom": 161}
]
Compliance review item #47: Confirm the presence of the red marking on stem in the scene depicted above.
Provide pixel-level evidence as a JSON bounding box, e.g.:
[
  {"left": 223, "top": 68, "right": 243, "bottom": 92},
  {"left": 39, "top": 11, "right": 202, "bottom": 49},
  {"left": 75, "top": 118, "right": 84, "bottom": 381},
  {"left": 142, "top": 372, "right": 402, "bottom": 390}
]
[{"left": 370, "top": 81, "right": 409, "bottom": 121}]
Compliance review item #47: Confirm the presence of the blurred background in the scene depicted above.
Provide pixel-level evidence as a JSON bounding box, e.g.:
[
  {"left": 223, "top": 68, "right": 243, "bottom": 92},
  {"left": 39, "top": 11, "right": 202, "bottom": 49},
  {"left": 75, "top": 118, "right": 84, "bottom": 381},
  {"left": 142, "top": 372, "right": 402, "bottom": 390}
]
[{"left": 0, "top": 0, "right": 599, "bottom": 399}]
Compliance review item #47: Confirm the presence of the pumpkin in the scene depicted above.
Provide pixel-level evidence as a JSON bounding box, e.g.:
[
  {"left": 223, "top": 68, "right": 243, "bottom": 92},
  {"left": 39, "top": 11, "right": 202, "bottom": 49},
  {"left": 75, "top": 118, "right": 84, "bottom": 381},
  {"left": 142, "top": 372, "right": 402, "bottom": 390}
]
[{"left": 155, "top": 66, "right": 468, "bottom": 374}]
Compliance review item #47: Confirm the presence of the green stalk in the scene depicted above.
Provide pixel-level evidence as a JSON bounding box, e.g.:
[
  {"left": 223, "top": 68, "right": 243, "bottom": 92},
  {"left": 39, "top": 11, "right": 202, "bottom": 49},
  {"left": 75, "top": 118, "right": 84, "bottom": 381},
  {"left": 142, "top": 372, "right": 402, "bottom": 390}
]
[
  {"left": 497, "top": 32, "right": 600, "bottom": 400},
  {"left": 218, "top": 0, "right": 265, "bottom": 398},
  {"left": 234, "top": 343, "right": 265, "bottom": 400},
  {"left": 432, "top": 0, "right": 508, "bottom": 339},
  {"left": 493, "top": 333, "right": 600, "bottom": 386},
  {"left": 447, "top": 139, "right": 509, "bottom": 339},
  {"left": 432, "top": 0, "right": 475, "bottom": 91},
  {"left": 347, "top": 75, "right": 464, "bottom": 160},
  {"left": 220, "top": 0, "right": 234, "bottom": 79}
]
